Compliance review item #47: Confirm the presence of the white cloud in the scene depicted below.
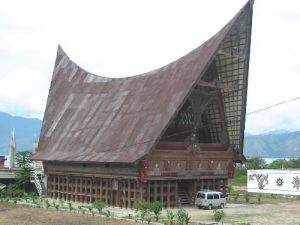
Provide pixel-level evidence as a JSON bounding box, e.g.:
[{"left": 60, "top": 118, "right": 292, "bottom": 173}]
[
  {"left": 0, "top": 0, "right": 300, "bottom": 133},
  {"left": 0, "top": 69, "right": 50, "bottom": 118}
]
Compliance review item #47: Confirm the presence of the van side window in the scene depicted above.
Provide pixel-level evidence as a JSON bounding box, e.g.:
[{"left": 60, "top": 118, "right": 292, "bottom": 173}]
[
  {"left": 213, "top": 194, "right": 219, "bottom": 199},
  {"left": 220, "top": 193, "right": 224, "bottom": 198},
  {"left": 207, "top": 194, "right": 213, "bottom": 199},
  {"left": 197, "top": 193, "right": 205, "bottom": 199}
]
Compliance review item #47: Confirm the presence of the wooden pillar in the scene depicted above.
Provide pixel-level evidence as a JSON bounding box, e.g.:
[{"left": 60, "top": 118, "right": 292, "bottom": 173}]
[
  {"left": 90, "top": 177, "right": 93, "bottom": 203},
  {"left": 133, "top": 180, "right": 136, "bottom": 203},
  {"left": 140, "top": 181, "right": 144, "bottom": 201},
  {"left": 66, "top": 176, "right": 69, "bottom": 201},
  {"left": 160, "top": 180, "right": 163, "bottom": 204},
  {"left": 128, "top": 179, "right": 131, "bottom": 208},
  {"left": 79, "top": 177, "right": 83, "bottom": 202},
  {"left": 167, "top": 180, "right": 170, "bottom": 207},
  {"left": 53, "top": 175, "right": 56, "bottom": 198},
  {"left": 99, "top": 178, "right": 102, "bottom": 200},
  {"left": 175, "top": 181, "right": 178, "bottom": 207},
  {"left": 147, "top": 181, "right": 150, "bottom": 202},
  {"left": 154, "top": 180, "right": 157, "bottom": 201}
]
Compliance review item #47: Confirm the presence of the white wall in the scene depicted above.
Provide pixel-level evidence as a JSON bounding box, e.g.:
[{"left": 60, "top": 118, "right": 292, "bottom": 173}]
[{"left": 247, "top": 169, "right": 300, "bottom": 195}]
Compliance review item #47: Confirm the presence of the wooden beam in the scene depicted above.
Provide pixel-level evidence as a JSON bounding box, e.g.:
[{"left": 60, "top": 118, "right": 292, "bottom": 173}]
[{"left": 197, "top": 80, "right": 239, "bottom": 91}]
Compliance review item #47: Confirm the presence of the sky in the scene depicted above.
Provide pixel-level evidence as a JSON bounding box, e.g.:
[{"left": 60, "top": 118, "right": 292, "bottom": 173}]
[{"left": 0, "top": 0, "right": 300, "bottom": 134}]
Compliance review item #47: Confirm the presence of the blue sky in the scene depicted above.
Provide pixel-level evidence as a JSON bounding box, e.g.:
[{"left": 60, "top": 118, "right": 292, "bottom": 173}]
[{"left": 0, "top": 0, "right": 300, "bottom": 134}]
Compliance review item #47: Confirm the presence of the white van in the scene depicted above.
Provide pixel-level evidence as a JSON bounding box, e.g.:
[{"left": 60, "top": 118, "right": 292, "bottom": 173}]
[{"left": 195, "top": 190, "right": 226, "bottom": 210}]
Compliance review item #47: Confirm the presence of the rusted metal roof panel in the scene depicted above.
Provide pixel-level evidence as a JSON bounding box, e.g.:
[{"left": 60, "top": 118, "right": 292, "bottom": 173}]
[{"left": 33, "top": 1, "right": 253, "bottom": 163}]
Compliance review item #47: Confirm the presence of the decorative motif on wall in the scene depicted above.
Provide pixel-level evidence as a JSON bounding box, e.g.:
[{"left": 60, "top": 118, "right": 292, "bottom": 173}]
[
  {"left": 276, "top": 177, "right": 284, "bottom": 187},
  {"left": 176, "top": 161, "right": 181, "bottom": 169},
  {"left": 292, "top": 176, "right": 300, "bottom": 190},
  {"left": 249, "top": 173, "right": 269, "bottom": 189}
]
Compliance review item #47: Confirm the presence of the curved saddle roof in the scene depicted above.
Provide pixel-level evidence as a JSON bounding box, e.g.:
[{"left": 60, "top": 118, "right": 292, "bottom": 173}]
[{"left": 33, "top": 1, "right": 253, "bottom": 163}]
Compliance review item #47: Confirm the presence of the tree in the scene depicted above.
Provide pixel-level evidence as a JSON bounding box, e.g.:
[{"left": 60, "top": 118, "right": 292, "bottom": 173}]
[
  {"left": 288, "top": 158, "right": 300, "bottom": 168},
  {"left": 15, "top": 151, "right": 33, "bottom": 190},
  {"left": 245, "top": 157, "right": 266, "bottom": 170},
  {"left": 267, "top": 159, "right": 286, "bottom": 169}
]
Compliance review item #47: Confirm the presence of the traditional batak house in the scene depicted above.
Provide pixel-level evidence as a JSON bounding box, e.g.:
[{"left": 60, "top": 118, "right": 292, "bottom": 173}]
[{"left": 33, "top": 1, "right": 254, "bottom": 207}]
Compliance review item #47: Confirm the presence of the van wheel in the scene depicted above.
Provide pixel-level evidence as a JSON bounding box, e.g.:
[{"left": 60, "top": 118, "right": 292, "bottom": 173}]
[
  {"left": 220, "top": 203, "right": 224, "bottom": 209},
  {"left": 208, "top": 204, "right": 212, "bottom": 210}
]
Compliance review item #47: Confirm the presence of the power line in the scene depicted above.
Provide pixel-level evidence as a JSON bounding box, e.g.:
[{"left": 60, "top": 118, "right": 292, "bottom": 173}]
[{"left": 246, "top": 96, "right": 300, "bottom": 116}]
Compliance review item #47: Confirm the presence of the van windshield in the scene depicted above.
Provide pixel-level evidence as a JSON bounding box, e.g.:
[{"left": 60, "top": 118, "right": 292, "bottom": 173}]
[{"left": 196, "top": 193, "right": 205, "bottom": 199}]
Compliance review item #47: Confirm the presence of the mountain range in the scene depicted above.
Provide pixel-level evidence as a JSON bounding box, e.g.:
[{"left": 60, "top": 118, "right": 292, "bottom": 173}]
[
  {"left": 1, "top": 112, "right": 300, "bottom": 158},
  {"left": 0, "top": 112, "right": 42, "bottom": 155}
]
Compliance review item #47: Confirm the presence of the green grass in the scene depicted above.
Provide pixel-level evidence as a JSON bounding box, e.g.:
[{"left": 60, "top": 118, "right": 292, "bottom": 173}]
[{"left": 229, "top": 175, "right": 247, "bottom": 186}]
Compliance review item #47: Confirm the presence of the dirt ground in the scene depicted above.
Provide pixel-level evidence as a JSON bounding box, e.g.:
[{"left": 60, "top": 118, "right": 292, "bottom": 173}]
[
  {"left": 0, "top": 204, "right": 135, "bottom": 225},
  {"left": 1, "top": 199, "right": 300, "bottom": 225}
]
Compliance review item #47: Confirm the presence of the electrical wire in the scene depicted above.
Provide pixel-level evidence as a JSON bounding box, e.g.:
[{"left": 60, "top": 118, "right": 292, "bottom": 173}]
[{"left": 246, "top": 96, "right": 300, "bottom": 116}]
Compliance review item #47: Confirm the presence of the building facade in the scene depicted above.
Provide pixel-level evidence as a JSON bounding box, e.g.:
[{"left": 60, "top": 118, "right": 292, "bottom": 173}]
[{"left": 33, "top": 1, "right": 254, "bottom": 207}]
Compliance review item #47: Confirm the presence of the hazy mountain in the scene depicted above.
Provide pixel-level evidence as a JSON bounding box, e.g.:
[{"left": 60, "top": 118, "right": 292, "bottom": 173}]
[
  {"left": 244, "top": 131, "right": 300, "bottom": 158},
  {"left": 1, "top": 111, "right": 300, "bottom": 158},
  {"left": 0, "top": 112, "right": 42, "bottom": 155}
]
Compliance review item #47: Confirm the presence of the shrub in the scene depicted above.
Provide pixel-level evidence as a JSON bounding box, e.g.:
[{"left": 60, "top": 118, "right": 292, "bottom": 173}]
[
  {"left": 0, "top": 184, "right": 23, "bottom": 198},
  {"left": 176, "top": 209, "right": 191, "bottom": 225},
  {"left": 68, "top": 201, "right": 74, "bottom": 211},
  {"left": 212, "top": 209, "right": 225, "bottom": 222},
  {"left": 45, "top": 199, "right": 50, "bottom": 208},
  {"left": 165, "top": 210, "right": 175, "bottom": 225},
  {"left": 244, "top": 192, "right": 251, "bottom": 203},
  {"left": 150, "top": 201, "right": 163, "bottom": 222},
  {"left": 232, "top": 192, "right": 239, "bottom": 202},
  {"left": 104, "top": 209, "right": 111, "bottom": 218},
  {"left": 92, "top": 200, "right": 107, "bottom": 213},
  {"left": 257, "top": 194, "right": 262, "bottom": 204},
  {"left": 133, "top": 200, "right": 151, "bottom": 221},
  {"left": 59, "top": 198, "right": 64, "bottom": 207}
]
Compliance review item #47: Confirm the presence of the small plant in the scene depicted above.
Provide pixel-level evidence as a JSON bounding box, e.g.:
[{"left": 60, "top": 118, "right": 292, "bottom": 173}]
[
  {"left": 257, "top": 194, "right": 262, "bottom": 204},
  {"left": 134, "top": 214, "right": 139, "bottom": 223},
  {"left": 150, "top": 201, "right": 163, "bottom": 222},
  {"left": 54, "top": 204, "right": 59, "bottom": 210},
  {"left": 52, "top": 201, "right": 57, "bottom": 208},
  {"left": 104, "top": 209, "right": 111, "bottom": 218},
  {"left": 59, "top": 198, "right": 64, "bottom": 207},
  {"left": 212, "top": 209, "right": 225, "bottom": 222},
  {"left": 227, "top": 185, "right": 233, "bottom": 200},
  {"left": 68, "top": 201, "right": 74, "bottom": 211},
  {"left": 92, "top": 200, "right": 107, "bottom": 213},
  {"left": 13, "top": 198, "right": 18, "bottom": 205},
  {"left": 271, "top": 194, "right": 276, "bottom": 199},
  {"left": 45, "top": 199, "right": 50, "bottom": 208},
  {"left": 232, "top": 192, "right": 239, "bottom": 202},
  {"left": 23, "top": 192, "right": 29, "bottom": 202},
  {"left": 128, "top": 213, "right": 132, "bottom": 219},
  {"left": 88, "top": 206, "right": 93, "bottom": 213},
  {"left": 145, "top": 213, "right": 152, "bottom": 224},
  {"left": 165, "top": 210, "right": 175, "bottom": 225},
  {"left": 133, "top": 200, "right": 151, "bottom": 221},
  {"left": 244, "top": 192, "right": 252, "bottom": 203},
  {"left": 176, "top": 209, "right": 191, "bottom": 225},
  {"left": 92, "top": 211, "right": 95, "bottom": 216}
]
